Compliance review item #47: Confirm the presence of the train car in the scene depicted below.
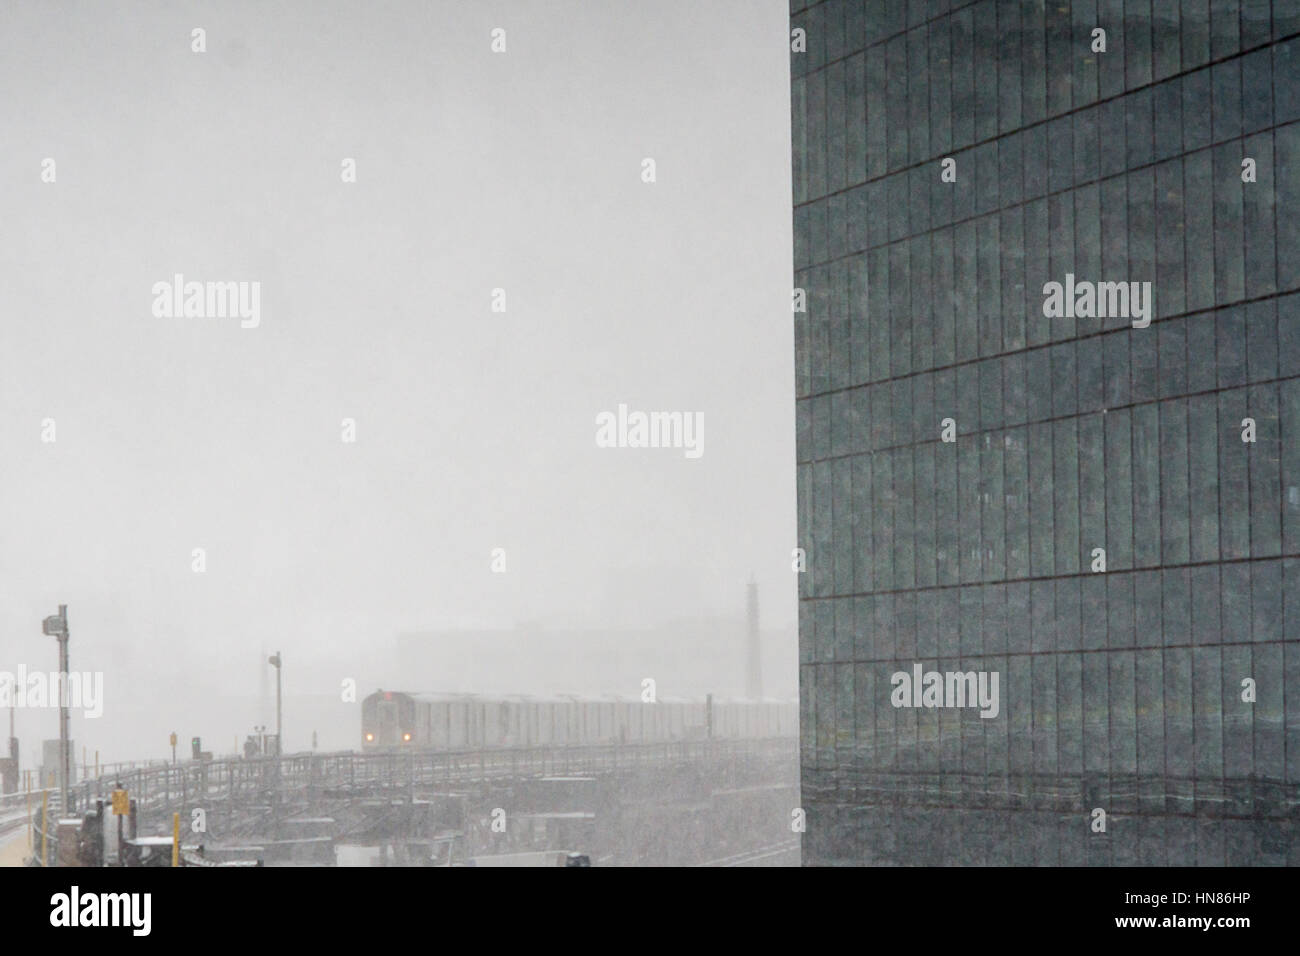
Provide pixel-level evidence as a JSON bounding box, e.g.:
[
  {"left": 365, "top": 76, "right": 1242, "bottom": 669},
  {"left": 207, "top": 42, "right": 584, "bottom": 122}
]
[{"left": 362, "top": 689, "right": 797, "bottom": 752}]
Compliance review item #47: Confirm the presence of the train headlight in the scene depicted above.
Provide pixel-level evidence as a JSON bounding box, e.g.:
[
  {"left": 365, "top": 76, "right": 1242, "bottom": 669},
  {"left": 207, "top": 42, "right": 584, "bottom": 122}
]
[
  {"left": 403, "top": 733, "right": 412, "bottom": 742},
  {"left": 365, "top": 733, "right": 374, "bottom": 742}
]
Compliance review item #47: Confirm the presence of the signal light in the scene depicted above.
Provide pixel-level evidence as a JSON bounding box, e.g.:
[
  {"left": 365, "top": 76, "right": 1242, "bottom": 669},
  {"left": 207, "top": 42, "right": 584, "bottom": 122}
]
[
  {"left": 365, "top": 733, "right": 374, "bottom": 742},
  {"left": 402, "top": 733, "right": 412, "bottom": 742}
]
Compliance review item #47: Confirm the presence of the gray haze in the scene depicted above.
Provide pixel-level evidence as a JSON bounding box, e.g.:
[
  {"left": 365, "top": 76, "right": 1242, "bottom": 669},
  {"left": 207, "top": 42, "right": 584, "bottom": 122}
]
[{"left": 0, "top": 0, "right": 796, "bottom": 762}]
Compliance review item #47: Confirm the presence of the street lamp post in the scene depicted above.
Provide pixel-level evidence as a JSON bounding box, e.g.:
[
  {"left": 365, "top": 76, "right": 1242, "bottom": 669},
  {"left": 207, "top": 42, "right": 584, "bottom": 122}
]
[
  {"left": 268, "top": 652, "right": 282, "bottom": 756},
  {"left": 41, "top": 605, "right": 70, "bottom": 815}
]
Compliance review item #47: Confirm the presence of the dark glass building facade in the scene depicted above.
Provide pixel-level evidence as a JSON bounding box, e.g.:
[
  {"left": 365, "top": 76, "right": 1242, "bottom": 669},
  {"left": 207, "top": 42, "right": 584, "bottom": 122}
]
[{"left": 791, "top": 0, "right": 1300, "bottom": 864}]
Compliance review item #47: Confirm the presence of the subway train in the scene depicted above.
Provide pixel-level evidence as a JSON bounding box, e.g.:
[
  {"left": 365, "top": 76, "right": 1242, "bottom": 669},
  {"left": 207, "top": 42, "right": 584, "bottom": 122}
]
[{"left": 361, "top": 690, "right": 796, "bottom": 751}]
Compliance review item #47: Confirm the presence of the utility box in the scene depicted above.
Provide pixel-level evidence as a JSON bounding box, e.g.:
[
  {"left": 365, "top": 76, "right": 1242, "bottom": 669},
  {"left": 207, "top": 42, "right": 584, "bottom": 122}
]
[{"left": 41, "top": 739, "right": 74, "bottom": 788}]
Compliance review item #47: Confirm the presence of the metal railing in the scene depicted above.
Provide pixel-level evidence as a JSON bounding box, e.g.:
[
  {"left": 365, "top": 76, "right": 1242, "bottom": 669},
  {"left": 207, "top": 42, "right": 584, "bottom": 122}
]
[{"left": 64, "top": 737, "right": 796, "bottom": 814}]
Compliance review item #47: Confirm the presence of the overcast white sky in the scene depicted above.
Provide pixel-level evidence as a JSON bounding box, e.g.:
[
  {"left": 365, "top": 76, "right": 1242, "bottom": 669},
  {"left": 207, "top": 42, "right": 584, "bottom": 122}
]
[{"left": 0, "top": 0, "right": 795, "bottom": 760}]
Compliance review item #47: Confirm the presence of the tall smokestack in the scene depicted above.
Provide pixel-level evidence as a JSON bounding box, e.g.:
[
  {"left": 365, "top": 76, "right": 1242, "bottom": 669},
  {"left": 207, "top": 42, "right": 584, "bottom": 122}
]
[{"left": 746, "top": 575, "right": 762, "bottom": 699}]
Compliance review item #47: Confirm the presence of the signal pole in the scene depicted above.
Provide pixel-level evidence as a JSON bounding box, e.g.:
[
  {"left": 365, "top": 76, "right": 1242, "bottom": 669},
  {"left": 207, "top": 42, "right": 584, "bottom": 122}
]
[{"left": 42, "top": 605, "right": 70, "bottom": 814}]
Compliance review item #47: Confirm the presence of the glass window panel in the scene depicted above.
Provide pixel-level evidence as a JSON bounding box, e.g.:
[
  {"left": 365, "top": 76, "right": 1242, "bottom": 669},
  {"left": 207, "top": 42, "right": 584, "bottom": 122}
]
[
  {"left": 833, "top": 457, "right": 855, "bottom": 594},
  {"left": 1217, "top": 388, "right": 1250, "bottom": 558},
  {"left": 1212, "top": 143, "right": 1245, "bottom": 305},
  {"left": 812, "top": 461, "right": 833, "bottom": 597},
  {"left": 1182, "top": 153, "right": 1214, "bottom": 314},
  {"left": 1024, "top": 199, "right": 1052, "bottom": 346},
  {"left": 1241, "top": 46, "right": 1273, "bottom": 133},
  {"left": 1252, "top": 558, "right": 1282, "bottom": 642},
  {"left": 1047, "top": 115, "right": 1074, "bottom": 193},
  {"left": 1183, "top": 66, "right": 1213, "bottom": 151},
  {"left": 973, "top": 0, "right": 998, "bottom": 141},
  {"left": 1074, "top": 106, "right": 1100, "bottom": 187},
  {"left": 893, "top": 374, "right": 913, "bottom": 448},
  {"left": 813, "top": 392, "right": 831, "bottom": 461},
  {"left": 914, "top": 444, "right": 937, "bottom": 587},
  {"left": 1051, "top": 341, "right": 1078, "bottom": 417},
  {"left": 894, "top": 448, "right": 916, "bottom": 590},
  {"left": 1221, "top": 644, "right": 1254, "bottom": 784},
  {"left": 981, "top": 431, "right": 1005, "bottom": 578},
  {"left": 1083, "top": 651, "right": 1109, "bottom": 772},
  {"left": 932, "top": 227, "right": 956, "bottom": 366},
  {"left": 906, "top": 234, "right": 933, "bottom": 370},
  {"left": 1053, "top": 418, "right": 1081, "bottom": 574},
  {"left": 1209, "top": 0, "right": 1240, "bottom": 59},
  {"left": 1188, "top": 394, "right": 1221, "bottom": 561},
  {"left": 1098, "top": 100, "right": 1127, "bottom": 181},
  {"left": 865, "top": 44, "right": 888, "bottom": 179},
  {"left": 1125, "top": 85, "right": 1154, "bottom": 169},
  {"left": 1098, "top": 0, "right": 1127, "bottom": 99},
  {"left": 1283, "top": 380, "right": 1300, "bottom": 555},
  {"left": 835, "top": 662, "right": 855, "bottom": 751},
  {"left": 1134, "top": 569, "right": 1163, "bottom": 647},
  {"left": 1160, "top": 399, "right": 1191, "bottom": 564},
  {"left": 911, "top": 371, "right": 935, "bottom": 444},
  {"left": 829, "top": 261, "right": 851, "bottom": 392},
  {"left": 998, "top": 0, "right": 1022, "bottom": 131},
  {"left": 1131, "top": 403, "right": 1161, "bottom": 567},
  {"left": 846, "top": 54, "right": 867, "bottom": 187},
  {"left": 806, "top": 68, "right": 827, "bottom": 200},
  {"left": 1127, "top": 167, "right": 1156, "bottom": 308},
  {"left": 868, "top": 246, "right": 892, "bottom": 381},
  {"left": 1253, "top": 643, "right": 1284, "bottom": 783},
  {"left": 835, "top": 595, "right": 855, "bottom": 661},
  {"left": 1130, "top": 328, "right": 1158, "bottom": 408},
  {"left": 1191, "top": 564, "right": 1221, "bottom": 645},
  {"left": 1028, "top": 421, "right": 1056, "bottom": 575},
  {"left": 1000, "top": 208, "right": 1027, "bottom": 350},
  {"left": 1222, "top": 562, "right": 1251, "bottom": 642},
  {"left": 1155, "top": 158, "right": 1186, "bottom": 317},
  {"left": 1247, "top": 299, "right": 1278, "bottom": 383},
  {"left": 977, "top": 215, "right": 1002, "bottom": 354},
  {"left": 954, "top": 221, "right": 979, "bottom": 361},
  {"left": 1032, "top": 653, "right": 1059, "bottom": 773},
  {"left": 886, "top": 35, "right": 910, "bottom": 171},
  {"left": 1045, "top": 0, "right": 1073, "bottom": 114},
  {"left": 929, "top": 16, "right": 952, "bottom": 156},
  {"left": 1288, "top": 635, "right": 1300, "bottom": 784},
  {"left": 1163, "top": 566, "right": 1191, "bottom": 645},
  {"left": 937, "top": 587, "right": 960, "bottom": 658},
  {"left": 950, "top": 5, "right": 974, "bottom": 148},
  {"left": 1072, "top": 0, "right": 1100, "bottom": 105},
  {"left": 1152, "top": 78, "right": 1183, "bottom": 163},
  {"left": 889, "top": 243, "right": 912, "bottom": 377},
  {"left": 979, "top": 357, "right": 1002, "bottom": 430},
  {"left": 959, "top": 434, "right": 982, "bottom": 583},
  {"left": 1079, "top": 413, "right": 1106, "bottom": 562},
  {"left": 1275, "top": 37, "right": 1300, "bottom": 124},
  {"left": 1136, "top": 649, "right": 1166, "bottom": 777},
  {"left": 1049, "top": 195, "right": 1076, "bottom": 343},
  {"left": 826, "top": 59, "right": 847, "bottom": 195},
  {"left": 1248, "top": 383, "right": 1281, "bottom": 556},
  {"left": 1109, "top": 648, "right": 1137, "bottom": 775},
  {"left": 1193, "top": 645, "right": 1223, "bottom": 779},
  {"left": 1074, "top": 182, "right": 1101, "bottom": 302},
  {"left": 1158, "top": 318, "right": 1188, "bottom": 399},
  {"left": 1152, "top": 0, "right": 1181, "bottom": 81},
  {"left": 852, "top": 456, "right": 874, "bottom": 592},
  {"left": 1004, "top": 427, "right": 1029, "bottom": 578},
  {"left": 1244, "top": 130, "right": 1278, "bottom": 297},
  {"left": 873, "top": 452, "right": 896, "bottom": 590},
  {"left": 1105, "top": 407, "right": 1134, "bottom": 568},
  {"left": 1020, "top": 0, "right": 1046, "bottom": 123},
  {"left": 1100, "top": 179, "right": 1130, "bottom": 333},
  {"left": 1211, "top": 58, "right": 1242, "bottom": 142},
  {"left": 908, "top": 26, "right": 930, "bottom": 164}
]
